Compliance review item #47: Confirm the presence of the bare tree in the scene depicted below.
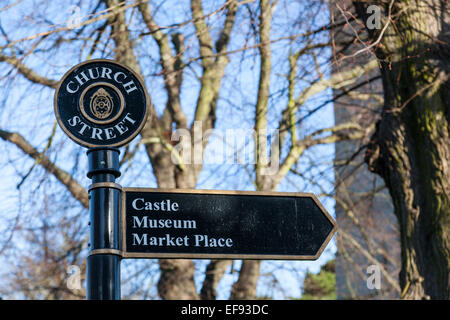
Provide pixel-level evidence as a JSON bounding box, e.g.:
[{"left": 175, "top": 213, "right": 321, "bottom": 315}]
[
  {"left": 329, "top": 0, "right": 401, "bottom": 299},
  {"left": 351, "top": 0, "right": 449, "bottom": 299}
]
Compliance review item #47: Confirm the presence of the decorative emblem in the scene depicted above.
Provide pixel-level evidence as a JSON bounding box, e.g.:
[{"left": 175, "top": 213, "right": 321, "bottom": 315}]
[{"left": 90, "top": 88, "right": 113, "bottom": 119}]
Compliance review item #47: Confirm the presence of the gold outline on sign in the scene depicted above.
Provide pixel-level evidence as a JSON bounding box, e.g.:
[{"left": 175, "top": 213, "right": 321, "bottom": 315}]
[
  {"left": 53, "top": 59, "right": 151, "bottom": 149},
  {"left": 121, "top": 188, "right": 337, "bottom": 261},
  {"left": 79, "top": 82, "right": 125, "bottom": 125}
]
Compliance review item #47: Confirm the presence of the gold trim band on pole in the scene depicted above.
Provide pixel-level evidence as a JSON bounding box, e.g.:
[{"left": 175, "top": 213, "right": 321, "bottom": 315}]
[
  {"left": 88, "top": 182, "right": 122, "bottom": 192},
  {"left": 89, "top": 249, "right": 123, "bottom": 257}
]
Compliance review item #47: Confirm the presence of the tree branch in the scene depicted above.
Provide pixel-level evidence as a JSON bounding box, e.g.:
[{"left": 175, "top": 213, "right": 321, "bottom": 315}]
[
  {"left": 254, "top": 0, "right": 272, "bottom": 190},
  {"left": 295, "top": 58, "right": 379, "bottom": 109},
  {"left": 200, "top": 260, "right": 232, "bottom": 300},
  {"left": 272, "top": 121, "right": 372, "bottom": 188},
  {"left": 138, "top": 2, "right": 187, "bottom": 129},
  {"left": 215, "top": 0, "right": 238, "bottom": 55},
  {"left": 0, "top": 129, "right": 89, "bottom": 208},
  {"left": 191, "top": 0, "right": 238, "bottom": 135},
  {"left": 1, "top": 0, "right": 142, "bottom": 50},
  {"left": 191, "top": 0, "right": 215, "bottom": 68},
  {"left": 0, "top": 53, "right": 58, "bottom": 88}
]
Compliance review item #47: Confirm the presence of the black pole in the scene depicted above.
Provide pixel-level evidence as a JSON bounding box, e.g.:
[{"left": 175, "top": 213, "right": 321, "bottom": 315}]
[{"left": 86, "top": 148, "right": 122, "bottom": 300}]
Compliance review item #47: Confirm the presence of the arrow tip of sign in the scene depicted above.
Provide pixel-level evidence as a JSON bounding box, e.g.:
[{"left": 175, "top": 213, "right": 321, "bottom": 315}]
[{"left": 307, "top": 194, "right": 337, "bottom": 260}]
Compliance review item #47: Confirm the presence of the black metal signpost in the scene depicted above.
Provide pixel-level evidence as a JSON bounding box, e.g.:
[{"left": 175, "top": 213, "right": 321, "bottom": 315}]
[
  {"left": 54, "top": 59, "right": 150, "bottom": 299},
  {"left": 122, "top": 189, "right": 335, "bottom": 260},
  {"left": 54, "top": 59, "right": 336, "bottom": 300}
]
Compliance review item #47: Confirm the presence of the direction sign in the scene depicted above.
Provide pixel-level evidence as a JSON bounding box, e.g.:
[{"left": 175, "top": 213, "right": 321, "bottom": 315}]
[
  {"left": 121, "top": 188, "right": 336, "bottom": 260},
  {"left": 54, "top": 59, "right": 149, "bottom": 148}
]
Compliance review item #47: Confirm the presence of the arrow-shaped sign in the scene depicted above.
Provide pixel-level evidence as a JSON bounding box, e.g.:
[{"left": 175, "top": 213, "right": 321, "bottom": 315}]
[{"left": 120, "top": 188, "right": 336, "bottom": 260}]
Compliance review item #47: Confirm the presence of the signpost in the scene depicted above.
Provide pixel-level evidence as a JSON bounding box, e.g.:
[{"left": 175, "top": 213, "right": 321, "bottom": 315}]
[
  {"left": 54, "top": 59, "right": 150, "bottom": 300},
  {"left": 54, "top": 59, "right": 149, "bottom": 148},
  {"left": 122, "top": 188, "right": 336, "bottom": 260},
  {"left": 54, "top": 59, "right": 337, "bottom": 301}
]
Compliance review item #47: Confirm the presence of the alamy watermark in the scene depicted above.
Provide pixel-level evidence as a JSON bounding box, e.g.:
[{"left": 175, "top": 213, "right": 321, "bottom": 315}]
[
  {"left": 366, "top": 264, "right": 381, "bottom": 290},
  {"left": 169, "top": 121, "right": 280, "bottom": 176},
  {"left": 66, "top": 5, "right": 82, "bottom": 30},
  {"left": 366, "top": 5, "right": 381, "bottom": 30},
  {"left": 67, "top": 264, "right": 82, "bottom": 291}
]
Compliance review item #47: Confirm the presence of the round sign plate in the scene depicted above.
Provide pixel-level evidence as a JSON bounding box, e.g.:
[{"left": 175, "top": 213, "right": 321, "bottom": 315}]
[{"left": 54, "top": 59, "right": 150, "bottom": 148}]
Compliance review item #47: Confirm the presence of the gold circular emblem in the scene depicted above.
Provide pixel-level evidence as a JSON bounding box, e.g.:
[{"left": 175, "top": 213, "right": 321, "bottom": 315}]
[
  {"left": 90, "top": 88, "right": 113, "bottom": 119},
  {"left": 79, "top": 82, "right": 125, "bottom": 125}
]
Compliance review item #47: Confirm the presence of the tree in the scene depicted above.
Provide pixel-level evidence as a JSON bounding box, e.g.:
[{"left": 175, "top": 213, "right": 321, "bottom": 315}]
[
  {"left": 0, "top": 0, "right": 379, "bottom": 299},
  {"left": 301, "top": 259, "right": 336, "bottom": 300},
  {"left": 330, "top": 0, "right": 401, "bottom": 299},
  {"left": 352, "top": 0, "right": 449, "bottom": 299}
]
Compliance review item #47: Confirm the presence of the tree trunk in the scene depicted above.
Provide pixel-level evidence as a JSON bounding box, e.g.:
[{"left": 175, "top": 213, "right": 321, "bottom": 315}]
[
  {"left": 200, "top": 260, "right": 232, "bottom": 300},
  {"left": 229, "top": 0, "right": 273, "bottom": 300},
  {"left": 355, "top": 0, "right": 449, "bottom": 299},
  {"left": 230, "top": 261, "right": 262, "bottom": 299}
]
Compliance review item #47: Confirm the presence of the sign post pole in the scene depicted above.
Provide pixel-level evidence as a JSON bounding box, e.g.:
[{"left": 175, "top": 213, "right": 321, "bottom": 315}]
[
  {"left": 54, "top": 59, "right": 150, "bottom": 300},
  {"left": 86, "top": 148, "right": 122, "bottom": 300}
]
